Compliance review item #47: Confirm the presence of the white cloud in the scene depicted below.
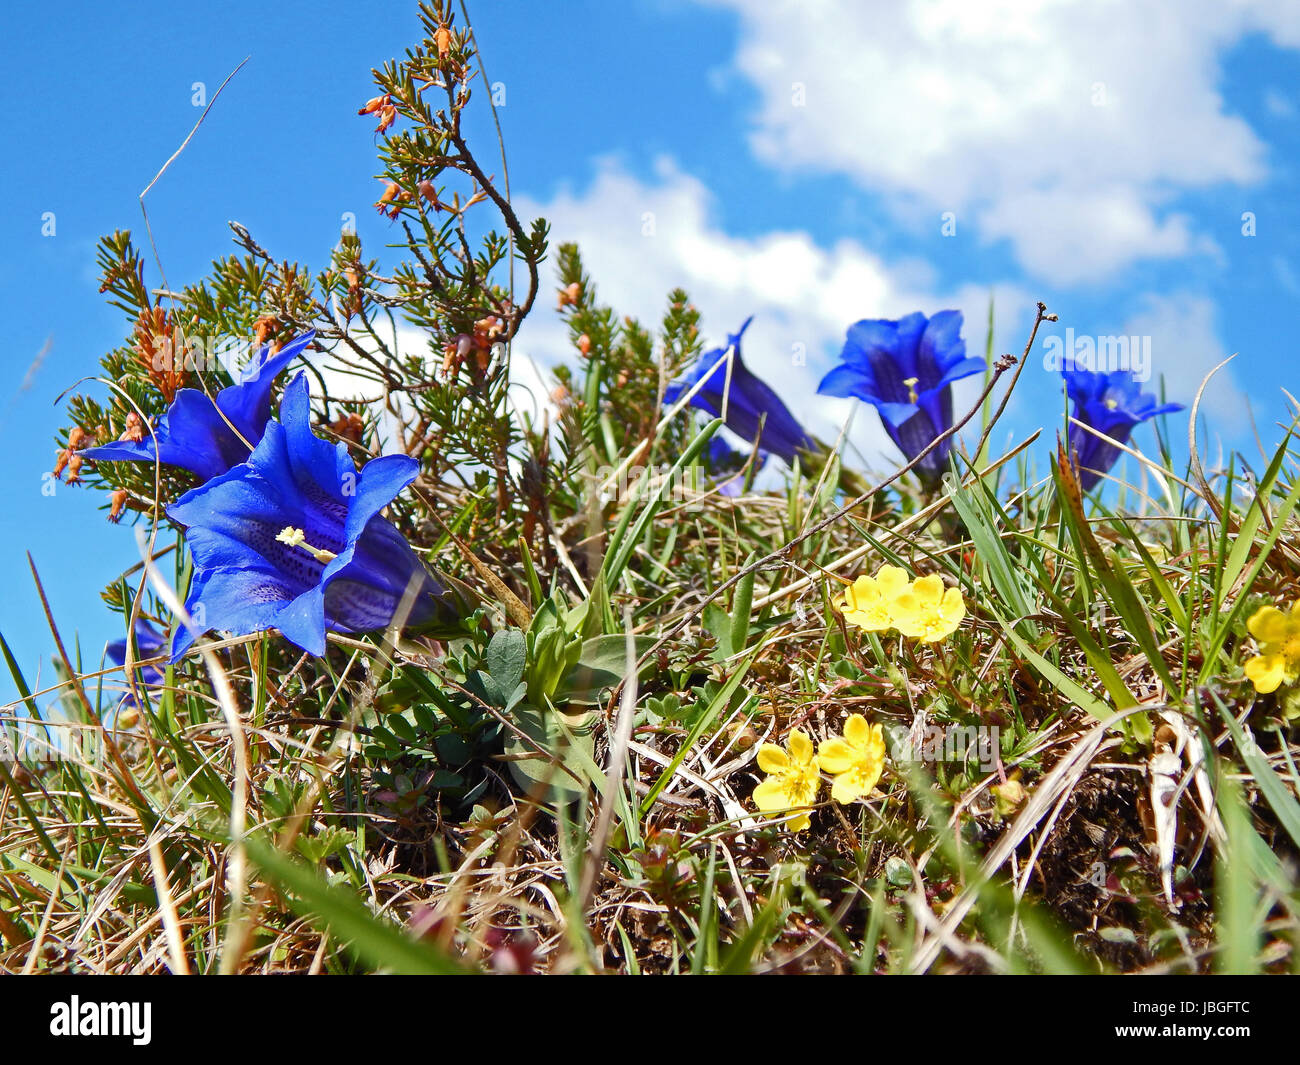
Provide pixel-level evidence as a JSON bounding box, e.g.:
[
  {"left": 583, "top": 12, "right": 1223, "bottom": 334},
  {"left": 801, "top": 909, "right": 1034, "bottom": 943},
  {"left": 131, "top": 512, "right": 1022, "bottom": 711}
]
[
  {"left": 705, "top": 0, "right": 1300, "bottom": 284},
  {"left": 512, "top": 157, "right": 1033, "bottom": 472},
  {"left": 979, "top": 188, "right": 1206, "bottom": 287}
]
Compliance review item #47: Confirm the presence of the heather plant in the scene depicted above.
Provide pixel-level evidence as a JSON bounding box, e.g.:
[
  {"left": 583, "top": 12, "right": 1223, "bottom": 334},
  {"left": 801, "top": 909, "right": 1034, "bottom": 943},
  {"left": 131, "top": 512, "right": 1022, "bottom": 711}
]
[{"left": 4, "top": 3, "right": 1300, "bottom": 978}]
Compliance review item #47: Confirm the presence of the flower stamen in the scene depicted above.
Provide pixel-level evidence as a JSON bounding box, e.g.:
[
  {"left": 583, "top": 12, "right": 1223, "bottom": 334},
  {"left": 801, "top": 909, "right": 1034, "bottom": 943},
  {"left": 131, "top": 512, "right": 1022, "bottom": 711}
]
[
  {"left": 902, "top": 376, "right": 919, "bottom": 403},
  {"left": 277, "top": 525, "right": 338, "bottom": 563}
]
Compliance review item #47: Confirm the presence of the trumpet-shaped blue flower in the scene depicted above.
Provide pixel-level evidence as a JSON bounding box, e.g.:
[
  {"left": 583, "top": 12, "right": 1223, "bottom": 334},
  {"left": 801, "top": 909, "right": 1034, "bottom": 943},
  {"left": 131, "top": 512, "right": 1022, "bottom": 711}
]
[
  {"left": 1063, "top": 367, "right": 1183, "bottom": 492},
  {"left": 663, "top": 317, "right": 815, "bottom": 466},
  {"left": 106, "top": 618, "right": 167, "bottom": 708},
  {"left": 817, "top": 311, "right": 983, "bottom": 483},
  {"left": 82, "top": 331, "right": 315, "bottom": 480},
  {"left": 165, "top": 372, "right": 456, "bottom": 659}
]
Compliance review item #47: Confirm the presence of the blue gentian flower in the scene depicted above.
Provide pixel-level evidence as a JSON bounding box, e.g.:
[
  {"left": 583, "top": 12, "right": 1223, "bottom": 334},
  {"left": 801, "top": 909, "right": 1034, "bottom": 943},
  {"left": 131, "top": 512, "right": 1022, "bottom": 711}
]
[
  {"left": 1063, "top": 367, "right": 1183, "bottom": 492},
  {"left": 106, "top": 618, "right": 167, "bottom": 708},
  {"left": 663, "top": 317, "right": 815, "bottom": 466},
  {"left": 82, "top": 331, "right": 315, "bottom": 480},
  {"left": 817, "top": 311, "right": 984, "bottom": 484},
  {"left": 165, "top": 371, "right": 455, "bottom": 659}
]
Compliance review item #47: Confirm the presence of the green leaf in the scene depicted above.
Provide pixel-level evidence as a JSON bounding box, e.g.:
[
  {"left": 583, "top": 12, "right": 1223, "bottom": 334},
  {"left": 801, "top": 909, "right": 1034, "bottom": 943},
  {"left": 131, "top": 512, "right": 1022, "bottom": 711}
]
[
  {"left": 502, "top": 703, "right": 596, "bottom": 802},
  {"left": 1200, "top": 468, "right": 1300, "bottom": 684},
  {"left": 729, "top": 560, "right": 756, "bottom": 657},
  {"left": 556, "top": 634, "right": 655, "bottom": 706},
  {"left": 702, "top": 603, "right": 734, "bottom": 659},
  {"left": 486, "top": 628, "right": 527, "bottom": 696},
  {"left": 947, "top": 472, "right": 1038, "bottom": 639}
]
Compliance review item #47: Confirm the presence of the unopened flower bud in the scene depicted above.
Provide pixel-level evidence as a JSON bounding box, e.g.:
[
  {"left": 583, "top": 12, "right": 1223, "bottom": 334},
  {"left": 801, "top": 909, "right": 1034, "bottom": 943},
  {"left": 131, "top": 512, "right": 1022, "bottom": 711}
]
[
  {"left": 253, "top": 315, "right": 278, "bottom": 348},
  {"left": 556, "top": 281, "right": 583, "bottom": 309},
  {"left": 992, "top": 778, "right": 1027, "bottom": 817},
  {"left": 418, "top": 180, "right": 442, "bottom": 209},
  {"left": 375, "top": 182, "right": 400, "bottom": 213}
]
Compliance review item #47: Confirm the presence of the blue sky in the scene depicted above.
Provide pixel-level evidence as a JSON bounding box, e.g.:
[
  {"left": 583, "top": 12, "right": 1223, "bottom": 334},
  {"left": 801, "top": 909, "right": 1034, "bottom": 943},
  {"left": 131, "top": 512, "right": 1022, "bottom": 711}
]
[{"left": 3, "top": 0, "right": 1300, "bottom": 705}]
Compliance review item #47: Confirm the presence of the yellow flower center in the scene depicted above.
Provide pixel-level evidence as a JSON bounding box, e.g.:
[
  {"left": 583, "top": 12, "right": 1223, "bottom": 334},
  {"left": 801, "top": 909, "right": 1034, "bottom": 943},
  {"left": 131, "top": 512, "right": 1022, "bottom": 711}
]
[
  {"left": 276, "top": 525, "right": 338, "bottom": 564},
  {"left": 1284, "top": 633, "right": 1300, "bottom": 667},
  {"left": 776, "top": 764, "right": 818, "bottom": 804},
  {"left": 902, "top": 376, "right": 919, "bottom": 403}
]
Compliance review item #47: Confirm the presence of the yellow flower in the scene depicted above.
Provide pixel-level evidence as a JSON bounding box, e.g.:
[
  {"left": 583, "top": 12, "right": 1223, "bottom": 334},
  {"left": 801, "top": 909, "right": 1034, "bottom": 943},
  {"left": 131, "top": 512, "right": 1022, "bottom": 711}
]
[
  {"left": 1244, "top": 602, "right": 1300, "bottom": 694},
  {"left": 817, "top": 714, "right": 886, "bottom": 804},
  {"left": 752, "top": 729, "right": 820, "bottom": 830},
  {"left": 890, "top": 575, "right": 966, "bottom": 642},
  {"left": 832, "top": 565, "right": 910, "bottom": 631}
]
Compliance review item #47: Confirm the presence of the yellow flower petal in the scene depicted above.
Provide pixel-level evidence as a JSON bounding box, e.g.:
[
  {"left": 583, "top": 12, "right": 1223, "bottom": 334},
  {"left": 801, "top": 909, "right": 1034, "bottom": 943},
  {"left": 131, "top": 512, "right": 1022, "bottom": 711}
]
[
  {"left": 843, "top": 713, "right": 870, "bottom": 748},
  {"left": 789, "top": 773, "right": 820, "bottom": 808},
  {"left": 788, "top": 728, "right": 816, "bottom": 766},
  {"left": 940, "top": 587, "right": 966, "bottom": 626},
  {"left": 891, "top": 612, "right": 924, "bottom": 639},
  {"left": 863, "top": 721, "right": 885, "bottom": 758},
  {"left": 828, "top": 754, "right": 884, "bottom": 804},
  {"left": 831, "top": 773, "right": 866, "bottom": 805},
  {"left": 817, "top": 736, "right": 856, "bottom": 774},
  {"left": 910, "top": 574, "right": 945, "bottom": 608},
  {"left": 753, "top": 730, "right": 822, "bottom": 831},
  {"left": 847, "top": 606, "right": 892, "bottom": 631},
  {"left": 756, "top": 744, "right": 789, "bottom": 774},
  {"left": 821, "top": 718, "right": 886, "bottom": 805},
  {"left": 889, "top": 587, "right": 920, "bottom": 616},
  {"left": 1248, "top": 605, "right": 1291, "bottom": 645},
  {"left": 888, "top": 579, "right": 965, "bottom": 642},
  {"left": 751, "top": 777, "right": 790, "bottom": 814},
  {"left": 1245, "top": 653, "right": 1288, "bottom": 694},
  {"left": 874, "top": 565, "right": 910, "bottom": 598},
  {"left": 843, "top": 575, "right": 879, "bottom": 613},
  {"left": 782, "top": 810, "right": 812, "bottom": 832},
  {"left": 837, "top": 575, "right": 894, "bottom": 631}
]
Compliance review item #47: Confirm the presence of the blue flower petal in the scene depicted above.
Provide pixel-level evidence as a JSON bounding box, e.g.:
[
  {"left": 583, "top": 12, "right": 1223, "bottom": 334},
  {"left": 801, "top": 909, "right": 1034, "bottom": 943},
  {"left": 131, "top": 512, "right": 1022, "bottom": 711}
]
[
  {"left": 929, "top": 356, "right": 987, "bottom": 393},
  {"left": 344, "top": 454, "right": 421, "bottom": 541},
  {"left": 82, "top": 330, "right": 314, "bottom": 479},
  {"left": 663, "top": 317, "right": 815, "bottom": 466},
  {"left": 81, "top": 437, "right": 161, "bottom": 465},
  {"left": 822, "top": 310, "right": 980, "bottom": 484},
  {"left": 216, "top": 332, "right": 316, "bottom": 443},
  {"left": 167, "top": 365, "right": 453, "bottom": 656},
  {"left": 816, "top": 364, "right": 879, "bottom": 401},
  {"left": 106, "top": 619, "right": 168, "bottom": 695},
  {"left": 1062, "top": 366, "right": 1184, "bottom": 491},
  {"left": 171, "top": 565, "right": 297, "bottom": 659}
]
